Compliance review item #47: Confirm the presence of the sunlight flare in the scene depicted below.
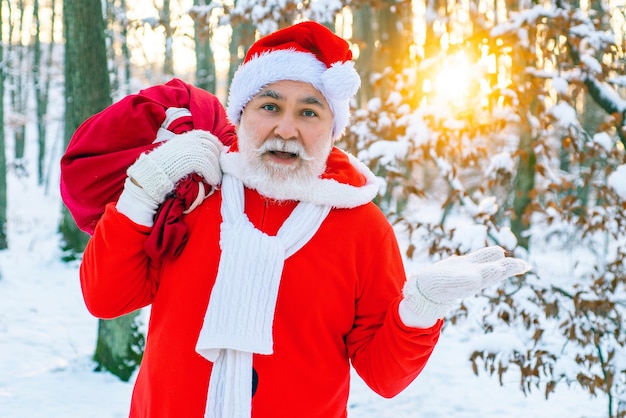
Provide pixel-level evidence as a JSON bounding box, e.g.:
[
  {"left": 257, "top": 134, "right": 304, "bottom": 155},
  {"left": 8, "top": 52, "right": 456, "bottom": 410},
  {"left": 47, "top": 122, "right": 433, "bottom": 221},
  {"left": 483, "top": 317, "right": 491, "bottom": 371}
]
[{"left": 432, "top": 51, "right": 471, "bottom": 103}]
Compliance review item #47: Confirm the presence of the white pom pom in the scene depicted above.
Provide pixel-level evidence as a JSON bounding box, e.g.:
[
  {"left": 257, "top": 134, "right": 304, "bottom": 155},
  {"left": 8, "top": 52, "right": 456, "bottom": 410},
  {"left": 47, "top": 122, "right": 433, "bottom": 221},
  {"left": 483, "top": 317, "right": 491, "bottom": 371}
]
[{"left": 320, "top": 61, "right": 361, "bottom": 100}]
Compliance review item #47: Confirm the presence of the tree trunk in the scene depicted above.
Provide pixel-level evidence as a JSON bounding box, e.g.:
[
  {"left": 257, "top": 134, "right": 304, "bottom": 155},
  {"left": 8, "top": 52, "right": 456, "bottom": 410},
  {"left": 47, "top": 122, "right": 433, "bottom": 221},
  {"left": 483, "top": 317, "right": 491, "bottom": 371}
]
[
  {"left": 106, "top": 0, "right": 132, "bottom": 95},
  {"left": 94, "top": 311, "right": 145, "bottom": 382},
  {"left": 373, "top": 0, "right": 413, "bottom": 101},
  {"left": 61, "top": 0, "right": 109, "bottom": 257},
  {"left": 352, "top": 5, "right": 375, "bottom": 105},
  {"left": 33, "top": 0, "right": 43, "bottom": 184},
  {"left": 33, "top": 0, "right": 54, "bottom": 186},
  {"left": 574, "top": 0, "right": 611, "bottom": 210},
  {"left": 104, "top": 0, "right": 122, "bottom": 95},
  {"left": 63, "top": 0, "right": 144, "bottom": 381},
  {"left": 162, "top": 0, "right": 174, "bottom": 76},
  {"left": 193, "top": 0, "right": 217, "bottom": 93},
  {"left": 120, "top": 0, "right": 131, "bottom": 95},
  {"left": 7, "top": 0, "right": 27, "bottom": 174},
  {"left": 508, "top": 4, "right": 538, "bottom": 249},
  {"left": 510, "top": 123, "right": 536, "bottom": 249},
  {"left": 379, "top": 0, "right": 413, "bottom": 74},
  {"left": 0, "top": 0, "right": 8, "bottom": 250},
  {"left": 227, "top": 10, "right": 255, "bottom": 91},
  {"left": 42, "top": 0, "right": 57, "bottom": 194}
]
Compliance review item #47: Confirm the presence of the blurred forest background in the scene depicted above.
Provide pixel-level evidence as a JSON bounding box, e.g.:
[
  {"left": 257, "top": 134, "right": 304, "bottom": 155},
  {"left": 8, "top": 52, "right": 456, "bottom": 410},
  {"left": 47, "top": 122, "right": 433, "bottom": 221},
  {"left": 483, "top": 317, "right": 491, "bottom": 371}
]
[{"left": 2, "top": 0, "right": 626, "bottom": 416}]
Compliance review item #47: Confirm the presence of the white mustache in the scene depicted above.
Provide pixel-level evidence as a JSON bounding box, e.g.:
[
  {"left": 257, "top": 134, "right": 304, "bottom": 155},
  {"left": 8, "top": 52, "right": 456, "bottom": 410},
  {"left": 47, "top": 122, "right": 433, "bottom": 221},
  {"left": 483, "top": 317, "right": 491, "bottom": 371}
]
[{"left": 255, "top": 138, "right": 314, "bottom": 161}]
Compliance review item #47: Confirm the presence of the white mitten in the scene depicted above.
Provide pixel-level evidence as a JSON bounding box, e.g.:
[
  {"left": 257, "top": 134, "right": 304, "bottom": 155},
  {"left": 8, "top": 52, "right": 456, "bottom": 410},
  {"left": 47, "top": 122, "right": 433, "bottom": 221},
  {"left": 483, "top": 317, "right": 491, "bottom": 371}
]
[
  {"left": 400, "top": 246, "right": 531, "bottom": 328},
  {"left": 116, "top": 177, "right": 160, "bottom": 227},
  {"left": 127, "top": 130, "right": 223, "bottom": 203}
]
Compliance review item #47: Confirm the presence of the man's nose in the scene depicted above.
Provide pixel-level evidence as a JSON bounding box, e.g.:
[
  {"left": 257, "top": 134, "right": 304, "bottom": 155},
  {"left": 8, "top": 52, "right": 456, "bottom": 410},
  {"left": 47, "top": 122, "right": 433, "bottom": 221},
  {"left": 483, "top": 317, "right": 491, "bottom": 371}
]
[{"left": 273, "top": 113, "right": 299, "bottom": 140}]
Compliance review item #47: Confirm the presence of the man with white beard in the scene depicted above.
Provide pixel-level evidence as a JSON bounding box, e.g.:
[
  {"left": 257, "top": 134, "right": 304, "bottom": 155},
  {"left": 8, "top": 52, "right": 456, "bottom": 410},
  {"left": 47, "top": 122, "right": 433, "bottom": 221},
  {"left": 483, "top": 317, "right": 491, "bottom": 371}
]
[{"left": 79, "top": 21, "right": 530, "bottom": 418}]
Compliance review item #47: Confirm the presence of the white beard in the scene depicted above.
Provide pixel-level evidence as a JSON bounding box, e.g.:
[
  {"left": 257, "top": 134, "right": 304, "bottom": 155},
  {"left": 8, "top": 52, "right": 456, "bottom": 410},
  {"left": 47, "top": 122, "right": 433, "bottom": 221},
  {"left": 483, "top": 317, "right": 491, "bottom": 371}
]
[
  {"left": 220, "top": 144, "right": 380, "bottom": 209},
  {"left": 235, "top": 124, "right": 332, "bottom": 201}
]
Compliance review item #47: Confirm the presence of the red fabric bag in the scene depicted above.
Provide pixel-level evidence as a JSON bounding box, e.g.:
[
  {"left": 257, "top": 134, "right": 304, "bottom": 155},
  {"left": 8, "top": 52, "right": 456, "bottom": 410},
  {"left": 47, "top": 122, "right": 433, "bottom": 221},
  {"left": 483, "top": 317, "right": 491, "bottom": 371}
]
[{"left": 60, "top": 78, "right": 235, "bottom": 259}]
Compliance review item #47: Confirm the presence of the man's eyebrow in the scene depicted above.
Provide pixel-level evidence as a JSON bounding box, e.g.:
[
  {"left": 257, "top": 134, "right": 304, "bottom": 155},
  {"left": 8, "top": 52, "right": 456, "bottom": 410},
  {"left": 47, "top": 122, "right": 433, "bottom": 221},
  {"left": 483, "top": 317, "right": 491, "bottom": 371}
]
[
  {"left": 256, "top": 89, "right": 325, "bottom": 108},
  {"left": 300, "top": 96, "right": 325, "bottom": 108},
  {"left": 257, "top": 89, "right": 281, "bottom": 100}
]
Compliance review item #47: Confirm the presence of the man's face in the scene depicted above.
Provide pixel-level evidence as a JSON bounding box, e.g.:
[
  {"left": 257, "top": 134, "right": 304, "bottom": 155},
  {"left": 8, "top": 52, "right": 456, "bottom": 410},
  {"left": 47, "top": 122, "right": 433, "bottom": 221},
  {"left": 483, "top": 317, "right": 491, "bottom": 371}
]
[{"left": 237, "top": 80, "right": 334, "bottom": 184}]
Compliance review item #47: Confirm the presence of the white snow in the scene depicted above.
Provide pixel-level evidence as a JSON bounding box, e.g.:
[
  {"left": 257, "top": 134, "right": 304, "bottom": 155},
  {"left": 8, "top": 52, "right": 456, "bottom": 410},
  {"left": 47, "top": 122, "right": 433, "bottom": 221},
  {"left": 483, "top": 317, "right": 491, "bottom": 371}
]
[
  {"left": 592, "top": 131, "right": 613, "bottom": 153},
  {"left": 608, "top": 164, "right": 626, "bottom": 200}
]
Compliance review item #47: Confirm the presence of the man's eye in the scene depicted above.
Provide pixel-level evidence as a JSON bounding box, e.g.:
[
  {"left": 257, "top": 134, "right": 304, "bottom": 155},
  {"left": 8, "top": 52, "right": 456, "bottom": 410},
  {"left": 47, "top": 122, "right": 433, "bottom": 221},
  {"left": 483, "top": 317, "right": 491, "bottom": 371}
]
[{"left": 262, "top": 104, "right": 278, "bottom": 112}]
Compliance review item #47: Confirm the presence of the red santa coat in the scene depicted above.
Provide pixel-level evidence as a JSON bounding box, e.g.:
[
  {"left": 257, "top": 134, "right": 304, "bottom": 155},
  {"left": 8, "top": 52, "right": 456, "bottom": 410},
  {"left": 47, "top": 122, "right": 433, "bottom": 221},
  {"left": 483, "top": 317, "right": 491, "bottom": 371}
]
[{"left": 80, "top": 147, "right": 443, "bottom": 418}]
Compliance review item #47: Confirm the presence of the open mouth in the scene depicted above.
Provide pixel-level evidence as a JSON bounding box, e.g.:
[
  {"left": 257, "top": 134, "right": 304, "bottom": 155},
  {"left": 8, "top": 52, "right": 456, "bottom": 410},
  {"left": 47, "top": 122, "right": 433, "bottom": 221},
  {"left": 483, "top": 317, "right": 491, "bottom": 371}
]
[{"left": 268, "top": 150, "right": 298, "bottom": 160}]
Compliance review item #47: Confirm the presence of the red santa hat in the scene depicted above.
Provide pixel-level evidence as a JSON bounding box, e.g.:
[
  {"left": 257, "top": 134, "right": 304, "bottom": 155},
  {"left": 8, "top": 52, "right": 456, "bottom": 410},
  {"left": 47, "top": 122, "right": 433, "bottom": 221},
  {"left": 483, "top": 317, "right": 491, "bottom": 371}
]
[{"left": 226, "top": 21, "right": 361, "bottom": 140}]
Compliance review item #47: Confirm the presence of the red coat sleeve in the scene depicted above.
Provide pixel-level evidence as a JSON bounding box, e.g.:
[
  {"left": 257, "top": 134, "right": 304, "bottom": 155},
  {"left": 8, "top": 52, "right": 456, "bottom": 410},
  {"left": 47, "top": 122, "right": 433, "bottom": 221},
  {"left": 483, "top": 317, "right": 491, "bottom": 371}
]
[
  {"left": 346, "top": 225, "right": 443, "bottom": 398},
  {"left": 80, "top": 203, "right": 159, "bottom": 319}
]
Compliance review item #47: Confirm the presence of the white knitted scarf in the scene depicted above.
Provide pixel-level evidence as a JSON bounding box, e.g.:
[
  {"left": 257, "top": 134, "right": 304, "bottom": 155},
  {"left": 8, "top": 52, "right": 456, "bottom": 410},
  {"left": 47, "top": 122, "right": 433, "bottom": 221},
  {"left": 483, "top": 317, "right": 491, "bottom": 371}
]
[{"left": 195, "top": 174, "right": 330, "bottom": 418}]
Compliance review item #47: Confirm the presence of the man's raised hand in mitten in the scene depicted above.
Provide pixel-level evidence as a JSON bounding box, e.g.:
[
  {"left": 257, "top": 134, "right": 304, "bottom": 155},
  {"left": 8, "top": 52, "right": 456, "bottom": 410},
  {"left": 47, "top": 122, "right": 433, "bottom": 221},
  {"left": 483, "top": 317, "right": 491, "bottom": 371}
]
[
  {"left": 127, "top": 130, "right": 223, "bottom": 202},
  {"left": 399, "top": 246, "right": 531, "bottom": 328},
  {"left": 116, "top": 130, "right": 223, "bottom": 226}
]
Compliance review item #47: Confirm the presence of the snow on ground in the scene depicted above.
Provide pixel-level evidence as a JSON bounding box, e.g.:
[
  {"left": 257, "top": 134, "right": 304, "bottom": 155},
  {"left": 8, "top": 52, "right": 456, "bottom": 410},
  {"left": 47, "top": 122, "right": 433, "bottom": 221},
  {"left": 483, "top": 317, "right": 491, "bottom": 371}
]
[{"left": 0, "top": 171, "right": 606, "bottom": 418}]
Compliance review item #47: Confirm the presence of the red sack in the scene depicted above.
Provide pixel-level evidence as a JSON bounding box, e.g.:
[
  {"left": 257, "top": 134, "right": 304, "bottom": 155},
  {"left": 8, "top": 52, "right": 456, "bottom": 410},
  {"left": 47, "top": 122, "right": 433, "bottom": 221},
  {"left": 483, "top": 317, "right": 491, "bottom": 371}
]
[{"left": 60, "top": 78, "right": 236, "bottom": 258}]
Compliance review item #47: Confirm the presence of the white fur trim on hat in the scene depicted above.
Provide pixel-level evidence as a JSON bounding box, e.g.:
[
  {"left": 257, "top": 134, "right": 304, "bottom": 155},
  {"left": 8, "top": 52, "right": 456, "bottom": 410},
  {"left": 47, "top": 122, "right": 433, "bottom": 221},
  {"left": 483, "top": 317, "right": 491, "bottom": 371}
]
[{"left": 227, "top": 49, "right": 360, "bottom": 140}]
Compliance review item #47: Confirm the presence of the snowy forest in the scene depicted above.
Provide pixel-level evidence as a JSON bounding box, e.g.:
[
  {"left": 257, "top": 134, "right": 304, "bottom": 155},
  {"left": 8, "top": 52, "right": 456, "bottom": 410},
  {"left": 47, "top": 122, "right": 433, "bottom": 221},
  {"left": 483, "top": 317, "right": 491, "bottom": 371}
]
[{"left": 2, "top": 0, "right": 626, "bottom": 417}]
